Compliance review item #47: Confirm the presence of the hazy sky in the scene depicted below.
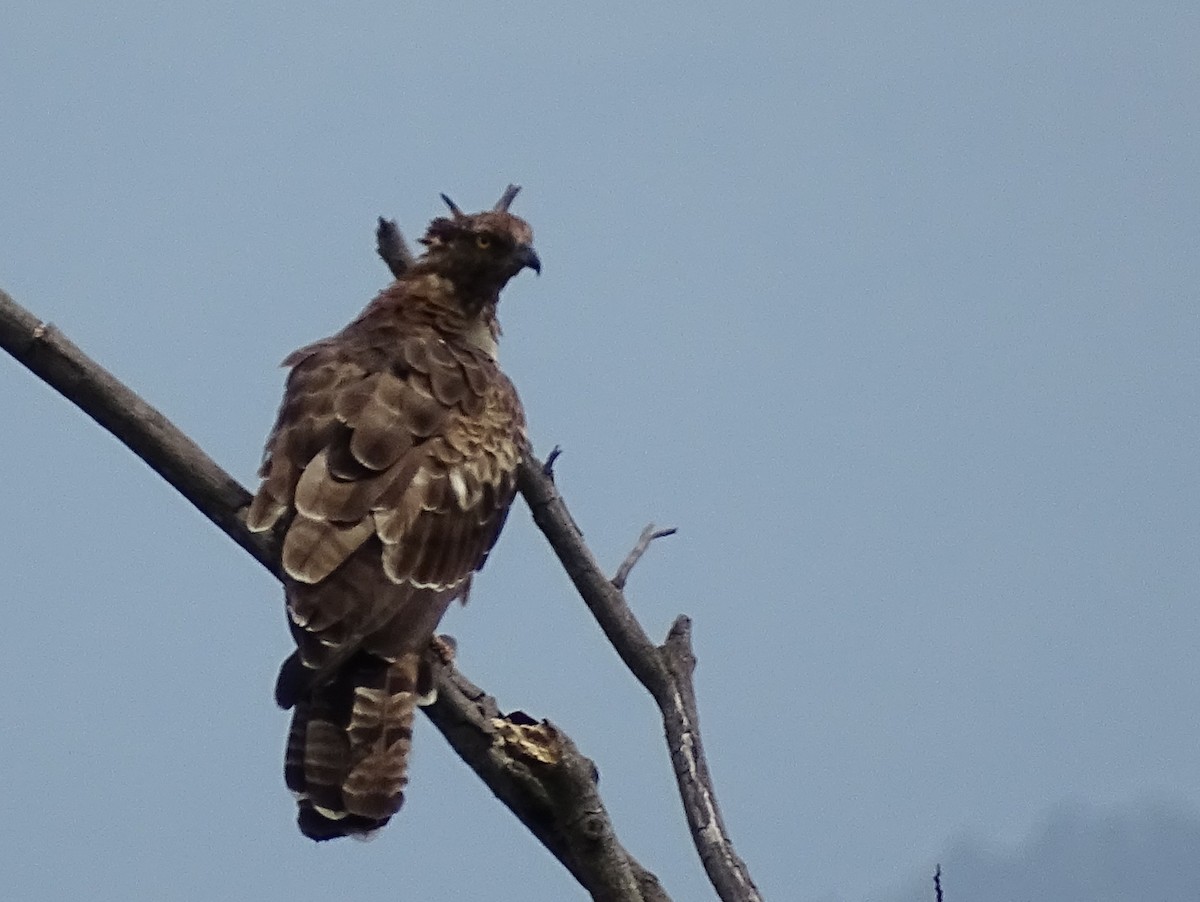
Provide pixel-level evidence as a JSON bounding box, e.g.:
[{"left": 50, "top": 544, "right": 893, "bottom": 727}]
[{"left": 2, "top": 3, "right": 1197, "bottom": 900}]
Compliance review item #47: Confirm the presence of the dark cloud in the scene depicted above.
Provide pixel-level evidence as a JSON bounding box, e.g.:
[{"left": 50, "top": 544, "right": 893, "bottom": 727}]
[{"left": 877, "top": 799, "right": 1200, "bottom": 902}]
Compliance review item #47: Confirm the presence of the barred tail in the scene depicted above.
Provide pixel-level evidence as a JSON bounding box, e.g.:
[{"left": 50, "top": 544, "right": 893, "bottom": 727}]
[{"left": 282, "top": 652, "right": 422, "bottom": 841}]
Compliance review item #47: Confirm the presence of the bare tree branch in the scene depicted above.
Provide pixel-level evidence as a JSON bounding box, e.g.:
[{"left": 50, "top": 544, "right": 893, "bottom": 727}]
[
  {"left": 0, "top": 287, "right": 664, "bottom": 902},
  {"left": 517, "top": 462, "right": 764, "bottom": 902},
  {"left": 0, "top": 290, "right": 272, "bottom": 574}
]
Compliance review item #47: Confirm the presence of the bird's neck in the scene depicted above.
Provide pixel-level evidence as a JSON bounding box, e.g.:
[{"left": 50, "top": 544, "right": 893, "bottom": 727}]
[
  {"left": 401, "top": 272, "right": 502, "bottom": 359},
  {"left": 461, "top": 316, "right": 500, "bottom": 359}
]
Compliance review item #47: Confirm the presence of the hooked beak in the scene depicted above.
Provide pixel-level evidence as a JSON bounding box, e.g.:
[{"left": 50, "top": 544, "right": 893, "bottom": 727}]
[{"left": 516, "top": 243, "right": 541, "bottom": 276}]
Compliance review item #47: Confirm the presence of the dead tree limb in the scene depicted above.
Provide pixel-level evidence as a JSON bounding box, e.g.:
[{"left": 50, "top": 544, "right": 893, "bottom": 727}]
[
  {"left": 518, "top": 462, "right": 764, "bottom": 902},
  {"left": 0, "top": 287, "right": 663, "bottom": 902}
]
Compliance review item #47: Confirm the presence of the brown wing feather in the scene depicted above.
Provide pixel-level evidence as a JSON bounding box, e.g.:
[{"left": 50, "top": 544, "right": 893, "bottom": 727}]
[{"left": 249, "top": 287, "right": 527, "bottom": 840}]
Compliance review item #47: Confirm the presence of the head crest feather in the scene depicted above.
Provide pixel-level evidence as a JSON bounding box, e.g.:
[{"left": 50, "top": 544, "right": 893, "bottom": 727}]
[
  {"left": 493, "top": 184, "right": 521, "bottom": 212},
  {"left": 440, "top": 185, "right": 521, "bottom": 219},
  {"left": 439, "top": 193, "right": 465, "bottom": 220}
]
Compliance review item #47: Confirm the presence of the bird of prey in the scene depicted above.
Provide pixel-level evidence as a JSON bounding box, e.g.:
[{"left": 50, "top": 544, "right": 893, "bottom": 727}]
[{"left": 246, "top": 186, "right": 539, "bottom": 840}]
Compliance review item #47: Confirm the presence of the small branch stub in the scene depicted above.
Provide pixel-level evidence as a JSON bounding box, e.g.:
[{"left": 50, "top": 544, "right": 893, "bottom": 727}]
[
  {"left": 613, "top": 524, "right": 677, "bottom": 591},
  {"left": 542, "top": 444, "right": 563, "bottom": 477},
  {"left": 376, "top": 217, "right": 415, "bottom": 280}
]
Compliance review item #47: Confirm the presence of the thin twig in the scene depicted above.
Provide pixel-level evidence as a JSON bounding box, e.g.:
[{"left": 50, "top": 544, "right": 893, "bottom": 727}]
[
  {"left": 0, "top": 287, "right": 663, "bottom": 902},
  {"left": 613, "top": 524, "right": 677, "bottom": 591},
  {"left": 934, "top": 864, "right": 944, "bottom": 902}
]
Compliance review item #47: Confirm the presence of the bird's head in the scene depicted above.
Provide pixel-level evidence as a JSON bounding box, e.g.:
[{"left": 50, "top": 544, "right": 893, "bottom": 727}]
[{"left": 418, "top": 185, "right": 540, "bottom": 299}]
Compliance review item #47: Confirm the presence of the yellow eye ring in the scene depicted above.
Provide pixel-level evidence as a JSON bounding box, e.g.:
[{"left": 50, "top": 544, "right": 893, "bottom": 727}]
[{"left": 475, "top": 234, "right": 492, "bottom": 249}]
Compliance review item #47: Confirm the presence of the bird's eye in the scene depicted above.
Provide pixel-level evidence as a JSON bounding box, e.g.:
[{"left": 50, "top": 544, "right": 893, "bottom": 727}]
[{"left": 475, "top": 234, "right": 492, "bottom": 249}]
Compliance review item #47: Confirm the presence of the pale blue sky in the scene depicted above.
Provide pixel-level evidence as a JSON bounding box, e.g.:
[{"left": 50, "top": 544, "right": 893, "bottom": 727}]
[{"left": 2, "top": 3, "right": 1197, "bottom": 900}]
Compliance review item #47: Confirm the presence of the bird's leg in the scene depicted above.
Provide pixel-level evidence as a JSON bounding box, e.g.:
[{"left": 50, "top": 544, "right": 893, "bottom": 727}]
[{"left": 416, "top": 633, "right": 458, "bottom": 705}]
